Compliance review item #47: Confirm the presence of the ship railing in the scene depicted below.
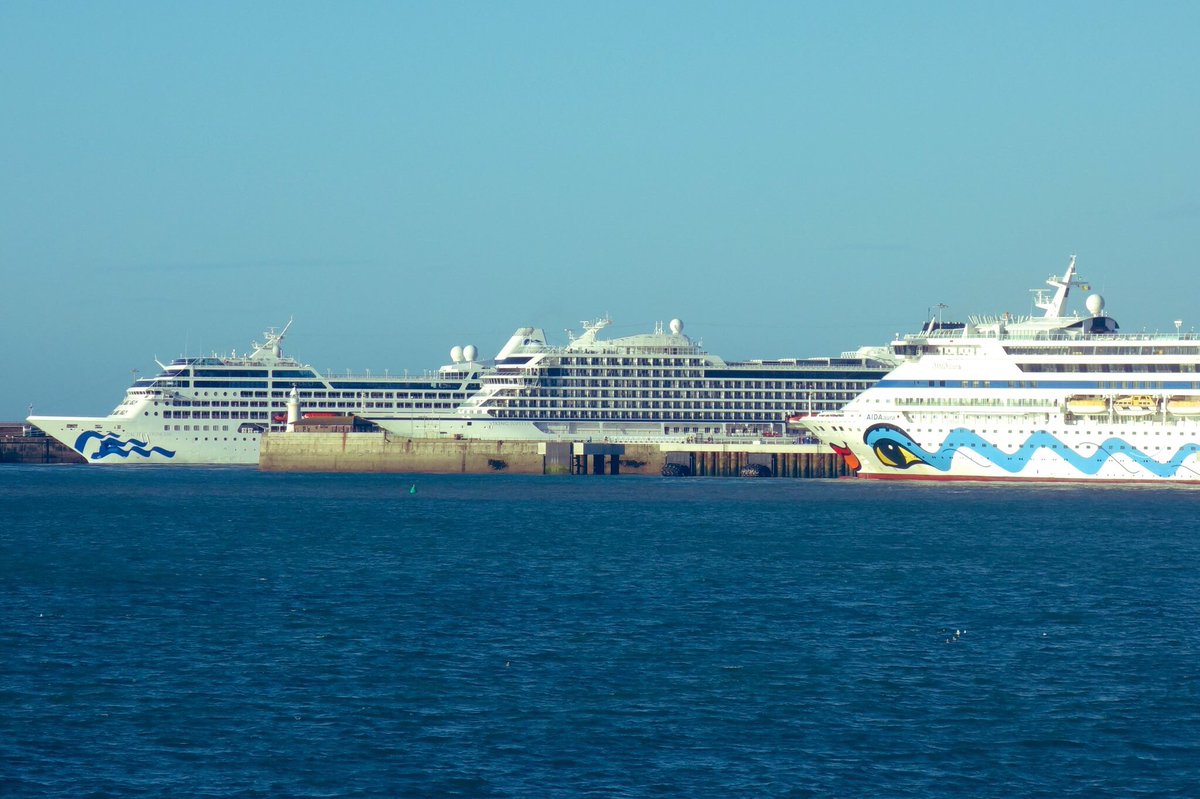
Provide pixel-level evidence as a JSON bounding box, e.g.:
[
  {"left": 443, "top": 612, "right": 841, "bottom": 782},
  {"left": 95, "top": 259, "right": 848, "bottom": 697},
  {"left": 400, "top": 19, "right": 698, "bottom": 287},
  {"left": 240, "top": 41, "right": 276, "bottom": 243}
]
[
  {"left": 318, "top": 367, "right": 457, "bottom": 380},
  {"left": 481, "top": 375, "right": 538, "bottom": 386},
  {"left": 913, "top": 328, "right": 1199, "bottom": 343}
]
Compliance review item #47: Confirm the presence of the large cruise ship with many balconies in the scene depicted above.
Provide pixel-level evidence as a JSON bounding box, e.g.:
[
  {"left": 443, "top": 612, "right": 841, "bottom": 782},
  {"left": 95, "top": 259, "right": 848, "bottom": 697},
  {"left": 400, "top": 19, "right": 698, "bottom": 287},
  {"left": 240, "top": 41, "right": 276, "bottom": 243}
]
[
  {"left": 373, "top": 317, "right": 898, "bottom": 443},
  {"left": 30, "top": 316, "right": 900, "bottom": 464},
  {"left": 803, "top": 256, "right": 1200, "bottom": 482},
  {"left": 28, "top": 321, "right": 487, "bottom": 464}
]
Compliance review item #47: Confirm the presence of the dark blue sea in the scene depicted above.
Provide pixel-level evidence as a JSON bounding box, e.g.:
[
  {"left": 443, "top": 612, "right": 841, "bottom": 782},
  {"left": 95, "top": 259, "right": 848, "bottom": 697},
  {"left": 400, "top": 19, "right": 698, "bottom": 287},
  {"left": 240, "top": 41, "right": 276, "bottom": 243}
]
[{"left": 2, "top": 467, "right": 1198, "bottom": 798}]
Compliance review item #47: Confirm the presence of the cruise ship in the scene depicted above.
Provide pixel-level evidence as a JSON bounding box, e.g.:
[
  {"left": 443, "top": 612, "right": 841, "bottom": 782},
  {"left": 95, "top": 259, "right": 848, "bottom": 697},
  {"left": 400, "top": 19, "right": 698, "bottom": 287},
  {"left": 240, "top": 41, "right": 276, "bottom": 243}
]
[
  {"left": 27, "top": 322, "right": 488, "bottom": 465},
  {"left": 373, "top": 318, "right": 898, "bottom": 443},
  {"left": 803, "top": 256, "right": 1200, "bottom": 482}
]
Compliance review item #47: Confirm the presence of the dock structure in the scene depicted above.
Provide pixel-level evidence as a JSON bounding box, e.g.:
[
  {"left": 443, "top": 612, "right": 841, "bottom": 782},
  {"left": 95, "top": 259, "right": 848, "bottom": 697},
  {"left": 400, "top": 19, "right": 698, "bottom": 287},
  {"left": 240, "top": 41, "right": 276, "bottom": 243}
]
[
  {"left": 2, "top": 420, "right": 852, "bottom": 476},
  {"left": 661, "top": 444, "right": 850, "bottom": 478},
  {"left": 544, "top": 442, "right": 626, "bottom": 475},
  {"left": 259, "top": 430, "right": 852, "bottom": 478},
  {"left": 0, "top": 424, "right": 85, "bottom": 464}
]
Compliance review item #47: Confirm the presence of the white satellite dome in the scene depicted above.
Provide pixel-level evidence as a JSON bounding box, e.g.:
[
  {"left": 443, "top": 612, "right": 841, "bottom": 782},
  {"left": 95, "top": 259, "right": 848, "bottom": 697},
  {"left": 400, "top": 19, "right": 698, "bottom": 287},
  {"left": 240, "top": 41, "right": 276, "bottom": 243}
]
[
  {"left": 669, "top": 318, "right": 683, "bottom": 335},
  {"left": 1085, "top": 293, "right": 1105, "bottom": 316},
  {"left": 450, "top": 345, "right": 464, "bottom": 363},
  {"left": 463, "top": 344, "right": 478, "bottom": 362}
]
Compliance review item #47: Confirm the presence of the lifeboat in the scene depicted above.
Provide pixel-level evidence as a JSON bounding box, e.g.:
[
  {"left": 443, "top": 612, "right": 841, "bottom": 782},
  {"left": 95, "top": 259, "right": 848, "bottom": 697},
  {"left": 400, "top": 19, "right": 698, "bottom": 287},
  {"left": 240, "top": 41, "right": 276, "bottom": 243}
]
[
  {"left": 1111, "top": 395, "right": 1158, "bottom": 417},
  {"left": 1167, "top": 396, "right": 1200, "bottom": 416},
  {"left": 1065, "top": 395, "right": 1107, "bottom": 415}
]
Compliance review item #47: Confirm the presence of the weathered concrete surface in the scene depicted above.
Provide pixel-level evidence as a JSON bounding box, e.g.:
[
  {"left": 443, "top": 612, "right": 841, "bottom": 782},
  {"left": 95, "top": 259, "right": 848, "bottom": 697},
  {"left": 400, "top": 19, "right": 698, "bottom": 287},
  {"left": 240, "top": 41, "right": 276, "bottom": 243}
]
[
  {"left": 260, "top": 432, "right": 548, "bottom": 474},
  {"left": 260, "top": 432, "right": 850, "bottom": 478},
  {"left": 0, "top": 436, "right": 85, "bottom": 464}
]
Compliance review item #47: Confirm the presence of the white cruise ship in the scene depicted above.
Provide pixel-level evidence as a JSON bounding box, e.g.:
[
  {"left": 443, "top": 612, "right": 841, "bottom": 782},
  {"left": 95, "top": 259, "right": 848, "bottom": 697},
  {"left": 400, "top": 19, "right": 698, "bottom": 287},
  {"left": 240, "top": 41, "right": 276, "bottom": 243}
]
[
  {"left": 27, "top": 322, "right": 487, "bottom": 465},
  {"left": 374, "top": 318, "right": 898, "bottom": 443},
  {"left": 803, "top": 256, "right": 1200, "bottom": 482}
]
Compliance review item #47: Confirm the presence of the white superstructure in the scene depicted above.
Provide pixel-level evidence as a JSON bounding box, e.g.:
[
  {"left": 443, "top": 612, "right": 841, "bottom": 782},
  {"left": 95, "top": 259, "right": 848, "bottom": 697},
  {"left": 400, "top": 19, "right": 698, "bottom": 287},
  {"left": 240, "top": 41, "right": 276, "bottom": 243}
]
[
  {"left": 375, "top": 317, "right": 897, "bottom": 443},
  {"left": 803, "top": 256, "right": 1200, "bottom": 482},
  {"left": 28, "top": 322, "right": 487, "bottom": 465}
]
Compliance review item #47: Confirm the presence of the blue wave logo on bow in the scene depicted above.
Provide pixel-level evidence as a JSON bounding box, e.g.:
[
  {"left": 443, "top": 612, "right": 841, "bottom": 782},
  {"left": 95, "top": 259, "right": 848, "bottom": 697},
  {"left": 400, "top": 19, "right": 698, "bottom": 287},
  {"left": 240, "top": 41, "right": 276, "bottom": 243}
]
[
  {"left": 74, "top": 431, "right": 176, "bottom": 460},
  {"left": 863, "top": 422, "right": 1200, "bottom": 478}
]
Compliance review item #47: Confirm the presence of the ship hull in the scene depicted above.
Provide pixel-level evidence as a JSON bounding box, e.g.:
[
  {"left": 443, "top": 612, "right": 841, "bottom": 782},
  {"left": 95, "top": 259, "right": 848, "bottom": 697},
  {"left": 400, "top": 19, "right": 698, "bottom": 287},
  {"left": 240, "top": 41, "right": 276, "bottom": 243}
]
[
  {"left": 807, "top": 415, "right": 1200, "bottom": 483},
  {"left": 374, "top": 417, "right": 694, "bottom": 442},
  {"left": 28, "top": 416, "right": 261, "bottom": 465},
  {"left": 375, "top": 416, "right": 803, "bottom": 443}
]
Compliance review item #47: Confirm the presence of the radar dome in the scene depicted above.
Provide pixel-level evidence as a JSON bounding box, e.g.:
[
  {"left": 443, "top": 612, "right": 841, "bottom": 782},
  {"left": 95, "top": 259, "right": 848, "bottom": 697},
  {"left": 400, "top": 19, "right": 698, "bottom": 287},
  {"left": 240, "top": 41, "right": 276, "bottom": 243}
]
[
  {"left": 450, "top": 346, "right": 464, "bottom": 363},
  {"left": 669, "top": 318, "right": 683, "bottom": 335},
  {"left": 1085, "top": 293, "right": 1105, "bottom": 316},
  {"left": 463, "top": 344, "right": 478, "bottom": 362}
]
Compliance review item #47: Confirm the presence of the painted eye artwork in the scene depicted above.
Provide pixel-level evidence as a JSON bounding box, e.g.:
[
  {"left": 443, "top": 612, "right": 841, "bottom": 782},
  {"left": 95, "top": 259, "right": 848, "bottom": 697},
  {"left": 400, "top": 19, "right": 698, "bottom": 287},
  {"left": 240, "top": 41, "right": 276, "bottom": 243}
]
[
  {"left": 862, "top": 423, "right": 931, "bottom": 471},
  {"left": 871, "top": 437, "right": 926, "bottom": 469}
]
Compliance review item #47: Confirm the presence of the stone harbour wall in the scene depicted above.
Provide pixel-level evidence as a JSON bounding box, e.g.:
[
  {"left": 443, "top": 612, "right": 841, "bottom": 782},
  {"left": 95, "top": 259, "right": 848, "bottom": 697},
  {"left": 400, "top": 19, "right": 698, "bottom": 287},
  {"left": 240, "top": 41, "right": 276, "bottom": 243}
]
[
  {"left": 260, "top": 431, "right": 851, "bottom": 478},
  {"left": 0, "top": 435, "right": 85, "bottom": 464},
  {"left": 260, "top": 432, "right": 550, "bottom": 474}
]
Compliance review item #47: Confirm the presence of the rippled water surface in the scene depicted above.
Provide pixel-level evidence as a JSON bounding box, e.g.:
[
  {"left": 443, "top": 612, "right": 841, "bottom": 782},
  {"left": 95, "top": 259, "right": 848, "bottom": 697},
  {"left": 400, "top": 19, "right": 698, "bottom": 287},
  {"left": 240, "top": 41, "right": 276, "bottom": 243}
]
[{"left": 3, "top": 467, "right": 1199, "bottom": 797}]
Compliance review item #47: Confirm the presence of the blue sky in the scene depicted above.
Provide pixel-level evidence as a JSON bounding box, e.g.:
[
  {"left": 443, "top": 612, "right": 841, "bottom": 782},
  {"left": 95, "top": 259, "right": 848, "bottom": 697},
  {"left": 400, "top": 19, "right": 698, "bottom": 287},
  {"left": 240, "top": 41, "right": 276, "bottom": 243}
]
[{"left": 4, "top": 2, "right": 1200, "bottom": 417}]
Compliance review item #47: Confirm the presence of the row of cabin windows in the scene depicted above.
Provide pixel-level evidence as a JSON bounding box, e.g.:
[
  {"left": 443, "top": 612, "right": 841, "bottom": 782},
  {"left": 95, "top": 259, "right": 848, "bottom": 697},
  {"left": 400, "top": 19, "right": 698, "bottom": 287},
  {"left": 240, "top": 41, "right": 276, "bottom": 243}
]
[
  {"left": 1019, "top": 363, "right": 1200, "bottom": 373},
  {"left": 493, "top": 410, "right": 789, "bottom": 421}
]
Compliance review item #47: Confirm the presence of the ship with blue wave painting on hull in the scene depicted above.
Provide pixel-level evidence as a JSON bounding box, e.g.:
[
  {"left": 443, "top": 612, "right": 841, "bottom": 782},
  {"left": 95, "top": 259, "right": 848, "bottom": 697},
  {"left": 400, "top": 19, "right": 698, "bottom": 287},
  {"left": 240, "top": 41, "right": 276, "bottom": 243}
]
[
  {"left": 27, "top": 315, "right": 902, "bottom": 465},
  {"left": 803, "top": 255, "right": 1200, "bottom": 482},
  {"left": 26, "top": 321, "right": 488, "bottom": 465}
]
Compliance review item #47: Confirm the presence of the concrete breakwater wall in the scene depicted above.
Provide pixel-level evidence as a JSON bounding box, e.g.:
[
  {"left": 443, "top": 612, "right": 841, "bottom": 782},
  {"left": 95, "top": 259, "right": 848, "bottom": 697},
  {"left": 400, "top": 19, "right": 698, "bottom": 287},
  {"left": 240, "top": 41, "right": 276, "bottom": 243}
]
[
  {"left": 0, "top": 434, "right": 85, "bottom": 464},
  {"left": 260, "top": 431, "right": 852, "bottom": 478},
  {"left": 261, "top": 433, "right": 548, "bottom": 474}
]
